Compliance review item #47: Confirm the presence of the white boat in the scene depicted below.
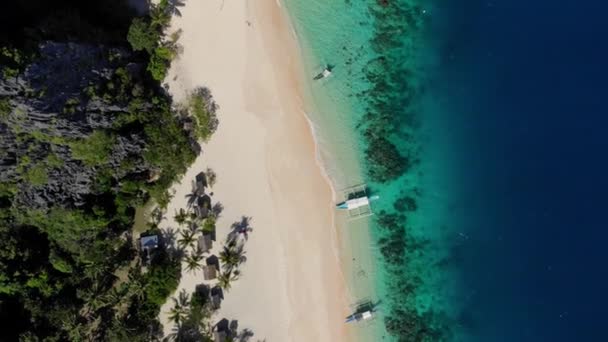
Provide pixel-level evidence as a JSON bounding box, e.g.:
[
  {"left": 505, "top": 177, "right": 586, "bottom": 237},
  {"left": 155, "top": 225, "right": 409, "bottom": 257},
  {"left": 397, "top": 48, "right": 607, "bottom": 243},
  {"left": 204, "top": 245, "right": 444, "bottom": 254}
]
[
  {"left": 336, "top": 195, "right": 379, "bottom": 210},
  {"left": 345, "top": 310, "right": 373, "bottom": 323},
  {"left": 336, "top": 184, "right": 378, "bottom": 219},
  {"left": 313, "top": 65, "right": 333, "bottom": 80}
]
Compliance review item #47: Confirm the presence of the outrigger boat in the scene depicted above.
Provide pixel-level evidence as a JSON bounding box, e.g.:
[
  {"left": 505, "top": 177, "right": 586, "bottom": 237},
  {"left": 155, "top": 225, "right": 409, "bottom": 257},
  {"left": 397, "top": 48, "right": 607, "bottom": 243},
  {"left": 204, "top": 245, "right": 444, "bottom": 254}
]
[
  {"left": 336, "top": 184, "right": 379, "bottom": 219},
  {"left": 336, "top": 194, "right": 379, "bottom": 210},
  {"left": 313, "top": 64, "right": 333, "bottom": 80},
  {"left": 345, "top": 300, "right": 377, "bottom": 324},
  {"left": 345, "top": 310, "right": 373, "bottom": 323}
]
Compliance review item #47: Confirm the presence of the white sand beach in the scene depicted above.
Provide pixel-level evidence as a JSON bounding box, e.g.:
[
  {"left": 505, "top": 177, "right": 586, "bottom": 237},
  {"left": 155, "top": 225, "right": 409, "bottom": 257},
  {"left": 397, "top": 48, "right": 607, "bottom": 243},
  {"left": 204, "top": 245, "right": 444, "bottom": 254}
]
[{"left": 157, "top": 0, "right": 352, "bottom": 340}]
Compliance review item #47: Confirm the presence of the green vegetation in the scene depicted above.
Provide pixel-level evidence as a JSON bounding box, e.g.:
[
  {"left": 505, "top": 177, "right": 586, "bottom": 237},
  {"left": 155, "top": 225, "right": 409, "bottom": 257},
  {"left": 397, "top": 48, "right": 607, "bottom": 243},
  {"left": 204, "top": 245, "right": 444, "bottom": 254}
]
[
  {"left": 23, "top": 163, "right": 48, "bottom": 186},
  {"left": 69, "top": 130, "right": 115, "bottom": 166},
  {"left": 189, "top": 87, "right": 219, "bottom": 142},
  {"left": 217, "top": 270, "right": 240, "bottom": 292},
  {"left": 127, "top": 18, "right": 157, "bottom": 53},
  {"left": 144, "top": 250, "right": 181, "bottom": 306},
  {"left": 202, "top": 215, "right": 216, "bottom": 233},
  {"left": 45, "top": 152, "right": 64, "bottom": 168},
  {"left": 126, "top": 0, "right": 179, "bottom": 81},
  {"left": 148, "top": 46, "right": 175, "bottom": 81},
  {"left": 0, "top": 97, "right": 11, "bottom": 120},
  {"left": 166, "top": 288, "right": 214, "bottom": 341},
  {"left": 219, "top": 240, "right": 246, "bottom": 274},
  {"left": 0, "top": 47, "right": 26, "bottom": 79},
  {"left": 0, "top": 0, "right": 217, "bottom": 340}
]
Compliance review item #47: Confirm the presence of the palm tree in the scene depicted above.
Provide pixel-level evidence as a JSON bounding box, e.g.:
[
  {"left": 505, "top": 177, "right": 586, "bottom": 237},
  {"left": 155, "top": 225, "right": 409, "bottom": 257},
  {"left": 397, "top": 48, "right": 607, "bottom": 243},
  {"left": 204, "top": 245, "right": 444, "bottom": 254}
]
[
  {"left": 177, "top": 229, "right": 196, "bottom": 250},
  {"left": 185, "top": 189, "right": 200, "bottom": 209},
  {"left": 217, "top": 271, "right": 239, "bottom": 292},
  {"left": 126, "top": 271, "right": 146, "bottom": 302},
  {"left": 150, "top": 0, "right": 172, "bottom": 30},
  {"left": 219, "top": 241, "right": 246, "bottom": 273},
  {"left": 151, "top": 207, "right": 165, "bottom": 224},
  {"left": 184, "top": 251, "right": 204, "bottom": 273},
  {"left": 167, "top": 289, "right": 190, "bottom": 325},
  {"left": 104, "top": 286, "right": 128, "bottom": 308},
  {"left": 174, "top": 208, "right": 189, "bottom": 226},
  {"left": 219, "top": 244, "right": 238, "bottom": 272},
  {"left": 186, "top": 218, "right": 200, "bottom": 234}
]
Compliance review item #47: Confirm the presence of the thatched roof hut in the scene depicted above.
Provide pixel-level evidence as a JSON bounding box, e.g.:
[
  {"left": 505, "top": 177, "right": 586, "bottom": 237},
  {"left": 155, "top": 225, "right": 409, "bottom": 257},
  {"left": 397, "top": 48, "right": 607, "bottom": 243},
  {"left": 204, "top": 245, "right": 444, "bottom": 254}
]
[
  {"left": 202, "top": 264, "right": 217, "bottom": 280},
  {"left": 198, "top": 234, "right": 213, "bottom": 253}
]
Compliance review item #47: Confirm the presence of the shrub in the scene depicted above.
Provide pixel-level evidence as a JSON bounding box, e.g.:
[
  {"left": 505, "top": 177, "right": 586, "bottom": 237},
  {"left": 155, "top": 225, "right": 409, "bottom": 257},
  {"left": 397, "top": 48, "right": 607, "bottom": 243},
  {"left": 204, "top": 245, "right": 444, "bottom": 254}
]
[
  {"left": 144, "top": 252, "right": 181, "bottom": 306},
  {"left": 189, "top": 87, "right": 219, "bottom": 142},
  {"left": 202, "top": 216, "right": 215, "bottom": 233},
  {"left": 24, "top": 164, "right": 48, "bottom": 186},
  {"left": 0, "top": 97, "right": 11, "bottom": 120},
  {"left": 147, "top": 46, "right": 174, "bottom": 81},
  {"left": 45, "top": 153, "right": 64, "bottom": 168},
  {"left": 70, "top": 130, "right": 115, "bottom": 166},
  {"left": 127, "top": 18, "right": 158, "bottom": 53}
]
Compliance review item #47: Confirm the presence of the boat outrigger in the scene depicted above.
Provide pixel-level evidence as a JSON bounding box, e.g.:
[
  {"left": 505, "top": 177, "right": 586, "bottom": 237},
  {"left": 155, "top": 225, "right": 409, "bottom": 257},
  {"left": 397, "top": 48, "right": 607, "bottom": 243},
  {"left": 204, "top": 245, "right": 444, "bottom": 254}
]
[
  {"left": 345, "top": 310, "right": 373, "bottom": 323},
  {"left": 336, "top": 184, "right": 379, "bottom": 219},
  {"left": 345, "top": 300, "right": 377, "bottom": 324},
  {"left": 313, "top": 64, "right": 333, "bottom": 80}
]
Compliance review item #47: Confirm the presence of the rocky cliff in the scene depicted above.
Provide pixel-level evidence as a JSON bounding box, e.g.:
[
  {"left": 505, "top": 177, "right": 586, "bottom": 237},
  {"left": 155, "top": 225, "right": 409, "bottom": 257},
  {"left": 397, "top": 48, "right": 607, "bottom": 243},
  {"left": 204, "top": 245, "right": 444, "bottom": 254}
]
[{"left": 0, "top": 42, "right": 170, "bottom": 209}]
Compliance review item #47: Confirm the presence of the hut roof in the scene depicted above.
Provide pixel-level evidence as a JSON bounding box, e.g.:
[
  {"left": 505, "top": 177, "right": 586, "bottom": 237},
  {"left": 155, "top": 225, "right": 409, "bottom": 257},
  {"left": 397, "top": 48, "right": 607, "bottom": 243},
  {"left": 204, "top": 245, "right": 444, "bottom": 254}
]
[
  {"left": 139, "top": 235, "right": 159, "bottom": 251},
  {"left": 210, "top": 293, "right": 222, "bottom": 310},
  {"left": 195, "top": 172, "right": 206, "bottom": 183},
  {"left": 203, "top": 264, "right": 217, "bottom": 280},
  {"left": 198, "top": 234, "right": 213, "bottom": 253}
]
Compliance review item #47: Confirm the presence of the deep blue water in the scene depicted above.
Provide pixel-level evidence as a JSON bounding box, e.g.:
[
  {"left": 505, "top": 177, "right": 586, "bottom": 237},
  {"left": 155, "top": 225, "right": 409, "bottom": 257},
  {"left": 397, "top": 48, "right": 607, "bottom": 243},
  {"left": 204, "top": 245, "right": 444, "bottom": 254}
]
[{"left": 429, "top": 0, "right": 608, "bottom": 340}]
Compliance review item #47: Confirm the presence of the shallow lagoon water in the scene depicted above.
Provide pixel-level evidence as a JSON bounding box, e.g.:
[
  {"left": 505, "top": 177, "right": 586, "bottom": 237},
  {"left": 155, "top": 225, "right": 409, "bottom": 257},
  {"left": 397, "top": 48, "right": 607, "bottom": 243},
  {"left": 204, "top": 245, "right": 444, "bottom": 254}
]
[{"left": 285, "top": 0, "right": 608, "bottom": 340}]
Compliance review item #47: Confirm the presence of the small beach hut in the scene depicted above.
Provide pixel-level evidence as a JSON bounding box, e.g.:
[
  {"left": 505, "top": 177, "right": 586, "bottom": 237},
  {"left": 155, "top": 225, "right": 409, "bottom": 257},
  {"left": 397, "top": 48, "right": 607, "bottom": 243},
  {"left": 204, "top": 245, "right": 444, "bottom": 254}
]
[
  {"left": 139, "top": 235, "right": 159, "bottom": 264},
  {"left": 194, "top": 195, "right": 211, "bottom": 218},
  {"left": 202, "top": 264, "right": 217, "bottom": 280},
  {"left": 139, "top": 235, "right": 159, "bottom": 253},
  {"left": 194, "top": 172, "right": 206, "bottom": 195},
  {"left": 198, "top": 234, "right": 213, "bottom": 253},
  {"left": 210, "top": 286, "right": 223, "bottom": 310}
]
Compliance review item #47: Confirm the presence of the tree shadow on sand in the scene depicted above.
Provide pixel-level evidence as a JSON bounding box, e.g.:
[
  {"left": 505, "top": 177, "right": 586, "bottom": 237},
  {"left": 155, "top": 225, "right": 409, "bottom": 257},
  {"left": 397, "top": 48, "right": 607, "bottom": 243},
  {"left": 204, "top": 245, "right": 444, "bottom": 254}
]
[
  {"left": 212, "top": 202, "right": 224, "bottom": 219},
  {"left": 160, "top": 227, "right": 186, "bottom": 260},
  {"left": 227, "top": 216, "right": 253, "bottom": 243}
]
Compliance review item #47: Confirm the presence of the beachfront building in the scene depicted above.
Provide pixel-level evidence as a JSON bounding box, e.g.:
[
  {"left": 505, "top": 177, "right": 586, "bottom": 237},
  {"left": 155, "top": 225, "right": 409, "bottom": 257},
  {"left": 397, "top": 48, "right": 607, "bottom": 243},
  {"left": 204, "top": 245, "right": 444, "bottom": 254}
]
[
  {"left": 210, "top": 286, "right": 223, "bottom": 310},
  {"left": 138, "top": 234, "right": 159, "bottom": 263},
  {"left": 194, "top": 172, "right": 206, "bottom": 195}
]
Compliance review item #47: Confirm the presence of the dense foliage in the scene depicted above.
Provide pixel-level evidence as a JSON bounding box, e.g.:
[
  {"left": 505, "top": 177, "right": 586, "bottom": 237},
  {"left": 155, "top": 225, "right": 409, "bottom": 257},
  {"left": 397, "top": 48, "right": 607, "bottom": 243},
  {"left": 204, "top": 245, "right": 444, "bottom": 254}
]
[
  {"left": 126, "top": 0, "right": 181, "bottom": 81},
  {"left": 187, "top": 87, "right": 220, "bottom": 142},
  {"left": 0, "top": 1, "right": 202, "bottom": 340}
]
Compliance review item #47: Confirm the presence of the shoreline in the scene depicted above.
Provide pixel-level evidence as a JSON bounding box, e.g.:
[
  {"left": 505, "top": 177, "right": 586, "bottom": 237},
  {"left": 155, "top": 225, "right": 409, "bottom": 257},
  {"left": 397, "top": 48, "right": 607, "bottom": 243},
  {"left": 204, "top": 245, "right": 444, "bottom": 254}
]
[{"left": 157, "top": 0, "right": 356, "bottom": 340}]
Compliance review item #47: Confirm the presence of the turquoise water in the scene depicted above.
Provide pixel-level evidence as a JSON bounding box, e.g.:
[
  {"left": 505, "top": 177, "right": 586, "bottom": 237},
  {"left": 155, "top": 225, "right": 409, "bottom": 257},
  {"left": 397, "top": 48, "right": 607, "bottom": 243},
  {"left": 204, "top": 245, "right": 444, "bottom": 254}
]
[
  {"left": 286, "top": 0, "right": 608, "bottom": 341},
  {"left": 284, "top": 0, "right": 461, "bottom": 341}
]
